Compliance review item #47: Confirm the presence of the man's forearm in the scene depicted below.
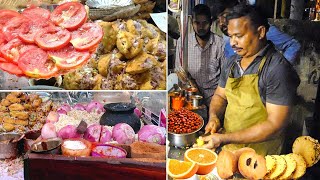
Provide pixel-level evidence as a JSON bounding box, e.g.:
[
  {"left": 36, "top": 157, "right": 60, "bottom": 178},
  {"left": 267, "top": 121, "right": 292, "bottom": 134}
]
[
  {"left": 209, "top": 92, "right": 227, "bottom": 120},
  {"left": 220, "top": 120, "right": 284, "bottom": 144}
]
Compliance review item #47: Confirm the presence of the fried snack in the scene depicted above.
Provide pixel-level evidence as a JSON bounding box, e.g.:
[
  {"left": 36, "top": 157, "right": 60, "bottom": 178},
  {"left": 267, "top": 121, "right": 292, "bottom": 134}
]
[
  {"left": 114, "top": 74, "right": 139, "bottom": 90},
  {"left": 138, "top": 71, "right": 153, "bottom": 90},
  {"left": 126, "top": 52, "right": 156, "bottom": 74},
  {"left": 0, "top": 105, "right": 8, "bottom": 112},
  {"left": 10, "top": 92, "right": 22, "bottom": 97},
  {"left": 99, "top": 21, "right": 117, "bottom": 53},
  {"left": 8, "top": 103, "right": 25, "bottom": 111},
  {"left": 32, "top": 99, "right": 42, "bottom": 108},
  {"left": 138, "top": 20, "right": 160, "bottom": 39},
  {"left": 3, "top": 123, "right": 15, "bottom": 131},
  {"left": 279, "top": 154, "right": 297, "bottom": 179},
  {"left": 23, "top": 104, "right": 33, "bottom": 110},
  {"left": 1, "top": 99, "right": 11, "bottom": 106},
  {"left": 29, "top": 112, "right": 37, "bottom": 122},
  {"left": 3, "top": 117, "right": 15, "bottom": 124},
  {"left": 15, "top": 119, "right": 28, "bottom": 126},
  {"left": 19, "top": 93, "right": 27, "bottom": 101},
  {"left": 10, "top": 111, "right": 29, "bottom": 120},
  {"left": 6, "top": 94, "right": 21, "bottom": 103},
  {"left": 292, "top": 136, "right": 320, "bottom": 167},
  {"left": 28, "top": 94, "right": 40, "bottom": 102},
  {"left": 139, "top": 1, "right": 156, "bottom": 12},
  {"left": 98, "top": 54, "right": 112, "bottom": 77},
  {"left": 126, "top": 19, "right": 141, "bottom": 35},
  {"left": 116, "top": 31, "right": 143, "bottom": 59}
]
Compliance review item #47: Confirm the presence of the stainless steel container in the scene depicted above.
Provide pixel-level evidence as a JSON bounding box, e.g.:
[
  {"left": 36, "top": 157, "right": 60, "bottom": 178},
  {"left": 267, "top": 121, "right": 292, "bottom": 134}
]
[
  {"left": 31, "top": 138, "right": 62, "bottom": 154},
  {"left": 0, "top": 133, "right": 25, "bottom": 159},
  {"left": 190, "top": 95, "right": 203, "bottom": 108},
  {"left": 168, "top": 116, "right": 204, "bottom": 148}
]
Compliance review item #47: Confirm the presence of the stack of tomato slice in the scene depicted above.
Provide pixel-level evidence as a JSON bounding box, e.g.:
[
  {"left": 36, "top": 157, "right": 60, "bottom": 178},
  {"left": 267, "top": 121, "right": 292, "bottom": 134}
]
[{"left": 0, "top": 2, "right": 103, "bottom": 79}]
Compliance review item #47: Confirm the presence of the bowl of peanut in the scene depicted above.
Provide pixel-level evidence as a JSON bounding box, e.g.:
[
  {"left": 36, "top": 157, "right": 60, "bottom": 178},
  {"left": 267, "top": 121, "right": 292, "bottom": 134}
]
[{"left": 168, "top": 108, "right": 204, "bottom": 148}]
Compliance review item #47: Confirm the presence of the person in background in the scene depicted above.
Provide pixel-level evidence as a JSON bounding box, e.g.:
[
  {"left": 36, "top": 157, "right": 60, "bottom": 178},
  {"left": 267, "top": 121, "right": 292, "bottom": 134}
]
[
  {"left": 175, "top": 4, "right": 226, "bottom": 106},
  {"left": 215, "top": 0, "right": 301, "bottom": 64},
  {"left": 202, "top": 4, "right": 300, "bottom": 156}
]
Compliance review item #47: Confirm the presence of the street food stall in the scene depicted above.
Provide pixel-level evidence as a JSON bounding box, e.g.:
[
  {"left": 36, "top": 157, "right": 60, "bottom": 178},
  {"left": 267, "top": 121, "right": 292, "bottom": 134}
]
[
  {"left": 167, "top": 0, "right": 320, "bottom": 179},
  {"left": 0, "top": 91, "right": 167, "bottom": 179}
]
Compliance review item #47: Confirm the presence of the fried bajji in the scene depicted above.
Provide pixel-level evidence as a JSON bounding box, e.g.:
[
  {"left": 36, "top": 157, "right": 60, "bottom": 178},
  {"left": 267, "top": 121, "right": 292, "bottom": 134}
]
[
  {"left": 6, "top": 94, "right": 21, "bottom": 103},
  {"left": 15, "top": 119, "right": 28, "bottom": 126},
  {"left": 3, "top": 117, "right": 15, "bottom": 124},
  {"left": 8, "top": 103, "right": 25, "bottom": 111},
  {"left": 1, "top": 99, "right": 11, "bottom": 107},
  {"left": 3, "top": 123, "right": 15, "bottom": 131},
  {"left": 126, "top": 52, "right": 156, "bottom": 74},
  {"left": 0, "top": 105, "right": 8, "bottom": 112},
  {"left": 116, "top": 31, "right": 143, "bottom": 59},
  {"left": 10, "top": 111, "right": 29, "bottom": 120},
  {"left": 114, "top": 74, "right": 139, "bottom": 90},
  {"left": 99, "top": 21, "right": 117, "bottom": 53}
]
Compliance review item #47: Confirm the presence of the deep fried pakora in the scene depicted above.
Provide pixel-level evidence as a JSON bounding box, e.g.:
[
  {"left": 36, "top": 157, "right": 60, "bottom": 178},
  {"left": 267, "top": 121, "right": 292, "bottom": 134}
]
[{"left": 126, "top": 52, "right": 156, "bottom": 74}]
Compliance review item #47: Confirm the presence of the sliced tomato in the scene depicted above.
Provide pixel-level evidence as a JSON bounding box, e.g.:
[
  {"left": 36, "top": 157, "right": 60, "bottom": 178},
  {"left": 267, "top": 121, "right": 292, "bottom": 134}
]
[
  {"left": 19, "top": 21, "right": 55, "bottom": 43},
  {"left": 71, "top": 23, "right": 103, "bottom": 51},
  {"left": 0, "top": 10, "right": 21, "bottom": 28},
  {"left": 0, "top": 57, "right": 7, "bottom": 62},
  {"left": 50, "top": 2, "right": 87, "bottom": 30},
  {"left": 0, "top": 62, "right": 24, "bottom": 76},
  {"left": 18, "top": 47, "right": 59, "bottom": 79},
  {"left": 0, "top": 32, "right": 6, "bottom": 47},
  {"left": 22, "top": 7, "right": 51, "bottom": 23},
  {"left": 2, "top": 16, "right": 30, "bottom": 41},
  {"left": 35, "top": 27, "right": 71, "bottom": 50},
  {"left": 48, "top": 45, "right": 90, "bottom": 70},
  {"left": 0, "top": 39, "right": 37, "bottom": 64},
  {"left": 1, "top": 39, "right": 23, "bottom": 63}
]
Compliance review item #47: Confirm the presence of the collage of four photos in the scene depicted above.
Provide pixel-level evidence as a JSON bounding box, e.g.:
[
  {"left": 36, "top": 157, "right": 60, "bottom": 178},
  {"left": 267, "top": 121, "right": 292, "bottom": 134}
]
[{"left": 0, "top": 0, "right": 320, "bottom": 179}]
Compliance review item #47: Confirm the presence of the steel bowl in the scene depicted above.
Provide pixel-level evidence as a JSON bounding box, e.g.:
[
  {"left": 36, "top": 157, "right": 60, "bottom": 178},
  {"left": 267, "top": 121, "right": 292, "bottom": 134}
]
[
  {"left": 168, "top": 115, "right": 204, "bottom": 148},
  {"left": 0, "top": 133, "right": 25, "bottom": 159},
  {"left": 31, "top": 138, "right": 62, "bottom": 154},
  {"left": 23, "top": 130, "right": 41, "bottom": 153}
]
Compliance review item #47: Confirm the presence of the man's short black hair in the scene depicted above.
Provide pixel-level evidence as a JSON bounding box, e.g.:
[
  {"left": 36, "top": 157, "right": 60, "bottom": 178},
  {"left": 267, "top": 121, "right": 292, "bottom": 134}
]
[
  {"left": 192, "top": 4, "right": 212, "bottom": 21},
  {"left": 226, "top": 3, "right": 270, "bottom": 31}
]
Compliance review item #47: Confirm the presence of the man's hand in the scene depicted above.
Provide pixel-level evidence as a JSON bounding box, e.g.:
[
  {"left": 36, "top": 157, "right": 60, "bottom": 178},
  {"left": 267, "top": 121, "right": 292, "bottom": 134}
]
[
  {"left": 200, "top": 133, "right": 223, "bottom": 149},
  {"left": 205, "top": 116, "right": 221, "bottom": 134}
]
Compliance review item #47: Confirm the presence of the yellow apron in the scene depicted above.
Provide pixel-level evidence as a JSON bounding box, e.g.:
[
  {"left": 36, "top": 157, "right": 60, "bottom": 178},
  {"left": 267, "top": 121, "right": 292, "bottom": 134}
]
[{"left": 222, "top": 51, "right": 284, "bottom": 156}]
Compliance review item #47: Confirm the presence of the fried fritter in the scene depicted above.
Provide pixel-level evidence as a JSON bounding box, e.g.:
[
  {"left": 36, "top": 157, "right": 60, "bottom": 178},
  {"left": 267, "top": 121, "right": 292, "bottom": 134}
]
[
  {"left": 116, "top": 31, "right": 143, "bottom": 59},
  {"left": 99, "top": 21, "right": 117, "bottom": 53},
  {"left": 8, "top": 103, "right": 25, "bottom": 111},
  {"left": 126, "top": 52, "right": 156, "bottom": 74},
  {"left": 10, "top": 111, "right": 29, "bottom": 120}
]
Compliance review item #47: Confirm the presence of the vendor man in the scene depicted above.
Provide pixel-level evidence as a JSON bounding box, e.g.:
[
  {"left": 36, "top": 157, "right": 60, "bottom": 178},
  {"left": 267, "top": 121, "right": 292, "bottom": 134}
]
[
  {"left": 175, "top": 4, "right": 226, "bottom": 106},
  {"left": 203, "top": 4, "right": 300, "bottom": 156}
]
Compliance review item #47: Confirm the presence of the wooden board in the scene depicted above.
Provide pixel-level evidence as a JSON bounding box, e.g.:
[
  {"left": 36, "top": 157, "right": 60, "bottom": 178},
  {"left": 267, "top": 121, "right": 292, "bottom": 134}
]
[{"left": 24, "top": 153, "right": 166, "bottom": 180}]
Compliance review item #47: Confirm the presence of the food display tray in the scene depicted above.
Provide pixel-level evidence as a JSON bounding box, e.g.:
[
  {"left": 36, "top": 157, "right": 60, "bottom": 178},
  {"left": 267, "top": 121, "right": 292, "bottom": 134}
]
[{"left": 24, "top": 153, "right": 165, "bottom": 180}]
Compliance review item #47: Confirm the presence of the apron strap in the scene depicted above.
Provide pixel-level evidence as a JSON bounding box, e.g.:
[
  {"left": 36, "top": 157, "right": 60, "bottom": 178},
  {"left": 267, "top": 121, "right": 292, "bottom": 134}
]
[
  {"left": 257, "top": 47, "right": 274, "bottom": 75},
  {"left": 228, "top": 62, "right": 237, "bottom": 78}
]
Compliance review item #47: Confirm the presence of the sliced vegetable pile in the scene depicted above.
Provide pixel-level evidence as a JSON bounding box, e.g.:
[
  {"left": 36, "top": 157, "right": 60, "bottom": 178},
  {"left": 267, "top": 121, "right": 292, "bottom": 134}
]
[{"left": 0, "top": 2, "right": 103, "bottom": 79}]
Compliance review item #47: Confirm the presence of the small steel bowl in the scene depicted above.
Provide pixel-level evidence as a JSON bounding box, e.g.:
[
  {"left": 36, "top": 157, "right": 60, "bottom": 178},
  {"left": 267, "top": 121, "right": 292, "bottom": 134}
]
[
  {"left": 0, "top": 133, "right": 25, "bottom": 159},
  {"left": 31, "top": 138, "right": 62, "bottom": 154},
  {"left": 168, "top": 115, "right": 204, "bottom": 148}
]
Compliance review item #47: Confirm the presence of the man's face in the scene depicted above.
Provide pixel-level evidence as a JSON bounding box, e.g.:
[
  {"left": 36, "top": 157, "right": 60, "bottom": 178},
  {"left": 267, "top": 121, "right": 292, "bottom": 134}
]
[
  {"left": 227, "top": 16, "right": 264, "bottom": 58},
  {"left": 217, "top": 10, "right": 229, "bottom": 35},
  {"left": 192, "top": 15, "right": 211, "bottom": 38}
]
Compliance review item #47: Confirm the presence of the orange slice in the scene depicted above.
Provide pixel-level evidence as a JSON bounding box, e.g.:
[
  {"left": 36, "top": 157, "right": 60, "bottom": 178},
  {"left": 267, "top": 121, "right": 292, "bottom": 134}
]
[
  {"left": 184, "top": 148, "right": 218, "bottom": 175},
  {"left": 167, "top": 158, "right": 199, "bottom": 179}
]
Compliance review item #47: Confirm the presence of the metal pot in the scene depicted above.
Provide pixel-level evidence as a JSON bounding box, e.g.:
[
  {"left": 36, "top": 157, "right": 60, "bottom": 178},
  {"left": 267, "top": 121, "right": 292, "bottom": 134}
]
[
  {"left": 168, "top": 116, "right": 204, "bottom": 148},
  {"left": 0, "top": 133, "right": 25, "bottom": 159},
  {"left": 31, "top": 138, "right": 62, "bottom": 154}
]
